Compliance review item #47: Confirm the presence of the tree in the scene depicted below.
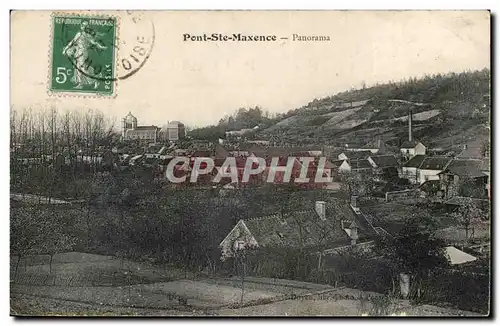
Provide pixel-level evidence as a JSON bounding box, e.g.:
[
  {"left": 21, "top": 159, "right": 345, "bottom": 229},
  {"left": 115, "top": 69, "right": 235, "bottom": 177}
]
[
  {"left": 10, "top": 205, "right": 44, "bottom": 279},
  {"left": 458, "top": 175, "right": 488, "bottom": 199},
  {"left": 451, "top": 201, "right": 484, "bottom": 242},
  {"left": 233, "top": 245, "right": 247, "bottom": 308},
  {"left": 375, "top": 210, "right": 448, "bottom": 301},
  {"left": 40, "top": 233, "right": 77, "bottom": 274},
  {"left": 340, "top": 171, "right": 376, "bottom": 198}
]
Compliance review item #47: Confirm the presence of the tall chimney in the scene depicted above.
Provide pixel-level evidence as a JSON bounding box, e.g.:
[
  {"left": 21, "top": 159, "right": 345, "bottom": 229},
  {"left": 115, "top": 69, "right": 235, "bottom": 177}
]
[{"left": 408, "top": 109, "right": 413, "bottom": 142}]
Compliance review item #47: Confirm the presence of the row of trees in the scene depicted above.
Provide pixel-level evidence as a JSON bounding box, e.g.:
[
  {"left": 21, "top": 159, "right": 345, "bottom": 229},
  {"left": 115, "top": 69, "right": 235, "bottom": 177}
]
[
  {"left": 10, "top": 107, "right": 118, "bottom": 197},
  {"left": 10, "top": 106, "right": 116, "bottom": 154},
  {"left": 11, "top": 204, "right": 77, "bottom": 278}
]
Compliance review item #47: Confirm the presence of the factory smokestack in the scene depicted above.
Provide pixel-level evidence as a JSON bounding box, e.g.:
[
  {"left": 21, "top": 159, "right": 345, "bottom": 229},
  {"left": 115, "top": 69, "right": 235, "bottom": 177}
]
[{"left": 408, "top": 109, "right": 413, "bottom": 142}]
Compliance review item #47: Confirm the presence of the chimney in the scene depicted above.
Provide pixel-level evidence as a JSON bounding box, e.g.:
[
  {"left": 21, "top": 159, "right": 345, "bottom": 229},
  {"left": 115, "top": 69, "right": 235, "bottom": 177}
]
[
  {"left": 408, "top": 109, "right": 413, "bottom": 142},
  {"left": 315, "top": 201, "right": 326, "bottom": 221}
]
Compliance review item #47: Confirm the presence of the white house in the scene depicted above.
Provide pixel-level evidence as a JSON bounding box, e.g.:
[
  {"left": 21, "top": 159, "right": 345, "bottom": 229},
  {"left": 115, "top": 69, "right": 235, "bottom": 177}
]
[
  {"left": 400, "top": 140, "right": 426, "bottom": 159},
  {"left": 418, "top": 156, "right": 452, "bottom": 184},
  {"left": 338, "top": 160, "right": 352, "bottom": 173},
  {"left": 401, "top": 155, "right": 426, "bottom": 184},
  {"left": 334, "top": 159, "right": 372, "bottom": 173},
  {"left": 219, "top": 219, "right": 260, "bottom": 260}
]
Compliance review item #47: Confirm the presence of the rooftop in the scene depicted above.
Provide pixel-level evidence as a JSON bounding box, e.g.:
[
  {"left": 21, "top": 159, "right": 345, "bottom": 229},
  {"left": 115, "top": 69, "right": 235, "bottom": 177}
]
[
  {"left": 133, "top": 125, "right": 159, "bottom": 130},
  {"left": 419, "top": 156, "right": 452, "bottom": 171},
  {"left": 440, "top": 159, "right": 487, "bottom": 178},
  {"left": 401, "top": 140, "right": 423, "bottom": 149},
  {"left": 348, "top": 159, "right": 373, "bottom": 170},
  {"left": 340, "top": 151, "right": 372, "bottom": 159},
  {"left": 369, "top": 155, "right": 399, "bottom": 168},
  {"left": 242, "top": 199, "right": 357, "bottom": 249},
  {"left": 403, "top": 154, "right": 426, "bottom": 168}
]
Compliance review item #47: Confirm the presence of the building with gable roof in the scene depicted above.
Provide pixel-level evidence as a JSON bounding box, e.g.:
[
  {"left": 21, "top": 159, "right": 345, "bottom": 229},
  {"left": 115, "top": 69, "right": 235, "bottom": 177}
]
[
  {"left": 219, "top": 199, "right": 366, "bottom": 260},
  {"left": 438, "top": 158, "right": 489, "bottom": 199}
]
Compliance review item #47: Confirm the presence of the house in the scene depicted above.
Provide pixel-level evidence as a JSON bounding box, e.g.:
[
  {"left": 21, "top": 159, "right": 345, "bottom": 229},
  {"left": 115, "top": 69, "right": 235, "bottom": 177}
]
[
  {"left": 438, "top": 159, "right": 489, "bottom": 199},
  {"left": 219, "top": 200, "right": 361, "bottom": 260},
  {"left": 249, "top": 146, "right": 291, "bottom": 159},
  {"left": 480, "top": 158, "right": 490, "bottom": 199},
  {"left": 343, "top": 139, "right": 386, "bottom": 154},
  {"left": 145, "top": 152, "right": 160, "bottom": 159},
  {"left": 164, "top": 121, "right": 186, "bottom": 141},
  {"left": 225, "top": 128, "right": 255, "bottom": 138},
  {"left": 367, "top": 155, "right": 399, "bottom": 169},
  {"left": 400, "top": 140, "right": 426, "bottom": 160},
  {"left": 338, "top": 150, "right": 372, "bottom": 161},
  {"left": 401, "top": 155, "right": 426, "bottom": 184},
  {"left": 129, "top": 154, "right": 143, "bottom": 166},
  {"left": 343, "top": 159, "right": 373, "bottom": 173},
  {"left": 190, "top": 150, "right": 213, "bottom": 162},
  {"left": 174, "top": 149, "right": 188, "bottom": 156},
  {"left": 335, "top": 160, "right": 352, "bottom": 173},
  {"left": 418, "top": 156, "right": 452, "bottom": 185},
  {"left": 368, "top": 155, "right": 400, "bottom": 181},
  {"left": 289, "top": 146, "right": 323, "bottom": 157}
]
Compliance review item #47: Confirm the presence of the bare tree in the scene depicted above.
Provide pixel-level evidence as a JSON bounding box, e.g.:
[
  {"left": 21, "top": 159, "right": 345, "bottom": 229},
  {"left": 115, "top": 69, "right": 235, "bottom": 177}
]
[{"left": 451, "top": 201, "right": 484, "bottom": 242}]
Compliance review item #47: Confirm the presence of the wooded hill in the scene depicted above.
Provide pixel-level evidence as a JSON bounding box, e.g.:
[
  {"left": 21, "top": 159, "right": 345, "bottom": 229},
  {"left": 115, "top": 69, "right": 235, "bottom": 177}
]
[{"left": 191, "top": 69, "right": 491, "bottom": 150}]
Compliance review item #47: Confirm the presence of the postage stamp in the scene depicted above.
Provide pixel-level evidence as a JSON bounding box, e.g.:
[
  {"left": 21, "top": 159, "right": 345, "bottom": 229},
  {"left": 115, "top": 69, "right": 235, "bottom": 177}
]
[{"left": 49, "top": 14, "right": 117, "bottom": 96}]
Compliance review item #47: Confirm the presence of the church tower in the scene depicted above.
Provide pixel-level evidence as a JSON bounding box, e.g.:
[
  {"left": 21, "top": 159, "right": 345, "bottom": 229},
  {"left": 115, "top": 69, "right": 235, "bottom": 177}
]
[{"left": 122, "top": 112, "right": 138, "bottom": 138}]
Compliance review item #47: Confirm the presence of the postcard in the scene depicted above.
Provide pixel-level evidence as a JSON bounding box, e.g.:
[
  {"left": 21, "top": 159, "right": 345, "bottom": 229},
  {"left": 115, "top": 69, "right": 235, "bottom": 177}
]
[{"left": 10, "top": 10, "right": 490, "bottom": 317}]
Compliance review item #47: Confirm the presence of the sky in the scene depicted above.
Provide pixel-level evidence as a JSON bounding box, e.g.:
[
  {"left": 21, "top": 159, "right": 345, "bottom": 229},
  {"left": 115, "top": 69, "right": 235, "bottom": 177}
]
[{"left": 10, "top": 10, "right": 490, "bottom": 128}]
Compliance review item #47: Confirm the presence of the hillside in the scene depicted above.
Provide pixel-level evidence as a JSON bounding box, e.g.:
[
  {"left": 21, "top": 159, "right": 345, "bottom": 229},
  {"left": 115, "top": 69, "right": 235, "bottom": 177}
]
[{"left": 255, "top": 69, "right": 491, "bottom": 150}]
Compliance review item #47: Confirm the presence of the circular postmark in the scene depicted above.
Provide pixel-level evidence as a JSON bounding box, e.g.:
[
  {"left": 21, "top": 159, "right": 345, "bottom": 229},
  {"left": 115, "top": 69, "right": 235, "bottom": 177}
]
[{"left": 59, "top": 11, "right": 155, "bottom": 83}]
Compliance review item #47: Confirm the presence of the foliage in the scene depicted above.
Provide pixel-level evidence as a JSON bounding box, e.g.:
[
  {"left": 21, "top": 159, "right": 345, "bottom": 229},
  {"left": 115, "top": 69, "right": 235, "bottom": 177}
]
[
  {"left": 458, "top": 175, "right": 488, "bottom": 199},
  {"left": 340, "top": 172, "right": 376, "bottom": 197},
  {"left": 243, "top": 247, "right": 317, "bottom": 280},
  {"left": 369, "top": 295, "right": 395, "bottom": 316},
  {"left": 10, "top": 204, "right": 79, "bottom": 277},
  {"left": 187, "top": 125, "right": 226, "bottom": 141},
  {"left": 379, "top": 215, "right": 447, "bottom": 274},
  {"left": 189, "top": 106, "right": 277, "bottom": 140},
  {"left": 10, "top": 206, "right": 45, "bottom": 258},
  {"left": 300, "top": 69, "right": 490, "bottom": 111},
  {"left": 374, "top": 209, "right": 449, "bottom": 301},
  {"left": 450, "top": 200, "right": 485, "bottom": 241}
]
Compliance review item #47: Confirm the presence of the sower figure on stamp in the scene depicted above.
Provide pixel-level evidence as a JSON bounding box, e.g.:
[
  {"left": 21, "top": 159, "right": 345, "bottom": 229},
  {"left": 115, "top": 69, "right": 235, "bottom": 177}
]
[{"left": 62, "top": 21, "right": 107, "bottom": 89}]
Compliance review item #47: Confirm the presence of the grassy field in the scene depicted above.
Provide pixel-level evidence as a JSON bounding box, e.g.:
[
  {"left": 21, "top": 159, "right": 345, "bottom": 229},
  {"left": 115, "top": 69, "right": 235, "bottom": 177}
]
[
  {"left": 10, "top": 251, "right": 486, "bottom": 316},
  {"left": 11, "top": 252, "right": 189, "bottom": 287}
]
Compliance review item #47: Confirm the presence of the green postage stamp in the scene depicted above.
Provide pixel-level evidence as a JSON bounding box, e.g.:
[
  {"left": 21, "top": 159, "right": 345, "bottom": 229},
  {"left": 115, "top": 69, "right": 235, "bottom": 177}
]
[{"left": 49, "top": 14, "right": 117, "bottom": 96}]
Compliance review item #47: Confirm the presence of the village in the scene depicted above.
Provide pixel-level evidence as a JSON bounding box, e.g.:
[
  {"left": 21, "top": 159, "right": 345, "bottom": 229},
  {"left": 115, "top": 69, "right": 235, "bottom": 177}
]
[{"left": 10, "top": 91, "right": 491, "bottom": 315}]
